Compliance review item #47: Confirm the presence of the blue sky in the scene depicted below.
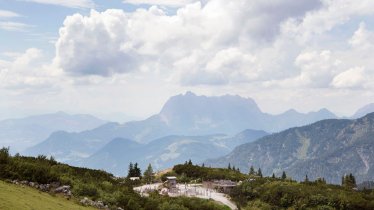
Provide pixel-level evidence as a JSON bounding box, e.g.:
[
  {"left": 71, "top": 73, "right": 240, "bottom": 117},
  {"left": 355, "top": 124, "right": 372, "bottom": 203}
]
[
  {"left": 1, "top": 0, "right": 374, "bottom": 121},
  {"left": 0, "top": 0, "right": 144, "bottom": 55}
]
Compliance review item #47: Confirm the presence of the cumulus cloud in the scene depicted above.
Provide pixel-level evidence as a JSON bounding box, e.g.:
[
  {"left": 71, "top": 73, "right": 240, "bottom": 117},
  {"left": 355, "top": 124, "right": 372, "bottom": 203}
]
[
  {"left": 281, "top": 0, "right": 374, "bottom": 43},
  {"left": 349, "top": 22, "right": 374, "bottom": 49},
  {"left": 331, "top": 67, "right": 366, "bottom": 88},
  {"left": 50, "top": 0, "right": 374, "bottom": 95},
  {"left": 55, "top": 0, "right": 320, "bottom": 80},
  {"left": 0, "top": 48, "right": 61, "bottom": 91}
]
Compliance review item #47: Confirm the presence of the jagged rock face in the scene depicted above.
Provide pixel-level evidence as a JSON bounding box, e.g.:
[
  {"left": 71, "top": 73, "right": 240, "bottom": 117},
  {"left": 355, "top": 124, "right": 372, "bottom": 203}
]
[{"left": 206, "top": 113, "right": 374, "bottom": 184}]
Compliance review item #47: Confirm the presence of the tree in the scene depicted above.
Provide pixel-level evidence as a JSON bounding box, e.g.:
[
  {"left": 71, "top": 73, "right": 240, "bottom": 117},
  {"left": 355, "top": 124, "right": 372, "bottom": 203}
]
[
  {"left": 0, "top": 147, "right": 10, "bottom": 164},
  {"left": 304, "top": 174, "right": 309, "bottom": 183},
  {"left": 258, "top": 168, "right": 263, "bottom": 178},
  {"left": 188, "top": 159, "right": 193, "bottom": 165},
  {"left": 143, "top": 164, "right": 154, "bottom": 183},
  {"left": 233, "top": 166, "right": 236, "bottom": 171},
  {"left": 281, "top": 171, "right": 287, "bottom": 180},
  {"left": 228, "top": 163, "right": 231, "bottom": 170},
  {"left": 127, "top": 162, "right": 134, "bottom": 178},
  {"left": 249, "top": 166, "right": 255, "bottom": 175},
  {"left": 272, "top": 173, "right": 276, "bottom": 179},
  {"left": 342, "top": 173, "right": 356, "bottom": 188},
  {"left": 134, "top": 163, "right": 141, "bottom": 177}
]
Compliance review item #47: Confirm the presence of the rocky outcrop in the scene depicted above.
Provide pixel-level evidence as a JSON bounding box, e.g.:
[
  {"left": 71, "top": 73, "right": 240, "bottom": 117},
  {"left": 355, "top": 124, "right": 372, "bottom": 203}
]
[{"left": 80, "top": 197, "right": 109, "bottom": 209}]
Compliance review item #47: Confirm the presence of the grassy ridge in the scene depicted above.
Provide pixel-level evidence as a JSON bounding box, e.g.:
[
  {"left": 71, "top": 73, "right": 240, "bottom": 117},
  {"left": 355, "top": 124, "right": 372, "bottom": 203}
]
[{"left": 0, "top": 181, "right": 95, "bottom": 210}]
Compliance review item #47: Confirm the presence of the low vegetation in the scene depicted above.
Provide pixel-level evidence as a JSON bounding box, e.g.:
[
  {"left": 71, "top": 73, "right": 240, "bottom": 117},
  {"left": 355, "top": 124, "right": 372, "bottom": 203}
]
[
  {"left": 0, "top": 148, "right": 230, "bottom": 210},
  {"left": 230, "top": 177, "right": 374, "bottom": 210},
  {"left": 166, "top": 161, "right": 247, "bottom": 182}
]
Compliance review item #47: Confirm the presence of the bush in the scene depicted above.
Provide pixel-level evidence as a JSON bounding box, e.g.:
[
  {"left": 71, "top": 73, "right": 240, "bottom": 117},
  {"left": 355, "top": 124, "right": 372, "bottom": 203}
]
[{"left": 73, "top": 183, "right": 98, "bottom": 197}]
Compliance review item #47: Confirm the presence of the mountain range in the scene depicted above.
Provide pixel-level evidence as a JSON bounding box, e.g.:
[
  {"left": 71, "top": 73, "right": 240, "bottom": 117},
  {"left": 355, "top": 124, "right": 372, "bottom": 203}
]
[
  {"left": 14, "top": 92, "right": 374, "bottom": 181},
  {"left": 353, "top": 103, "right": 374, "bottom": 119},
  {"left": 205, "top": 113, "right": 374, "bottom": 184},
  {"left": 23, "top": 92, "right": 336, "bottom": 164},
  {"left": 0, "top": 112, "right": 105, "bottom": 153},
  {"left": 77, "top": 129, "right": 269, "bottom": 175}
]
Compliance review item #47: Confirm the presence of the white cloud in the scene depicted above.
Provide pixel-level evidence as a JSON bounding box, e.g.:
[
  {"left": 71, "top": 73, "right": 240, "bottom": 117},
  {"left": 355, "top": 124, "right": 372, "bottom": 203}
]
[
  {"left": 0, "top": 21, "right": 32, "bottom": 31},
  {"left": 0, "top": 48, "right": 62, "bottom": 91},
  {"left": 54, "top": 9, "right": 139, "bottom": 76},
  {"left": 54, "top": 0, "right": 320, "bottom": 81},
  {"left": 349, "top": 22, "right": 374, "bottom": 49},
  {"left": 5, "top": 0, "right": 374, "bottom": 119},
  {"left": 123, "top": 0, "right": 196, "bottom": 7},
  {"left": 331, "top": 67, "right": 366, "bottom": 88},
  {"left": 0, "top": 10, "right": 21, "bottom": 18},
  {"left": 281, "top": 0, "right": 374, "bottom": 44},
  {"left": 22, "top": 0, "right": 95, "bottom": 9}
]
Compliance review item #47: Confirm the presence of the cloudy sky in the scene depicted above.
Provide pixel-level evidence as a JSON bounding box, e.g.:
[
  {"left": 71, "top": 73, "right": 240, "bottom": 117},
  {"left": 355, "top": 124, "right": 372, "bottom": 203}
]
[{"left": 1, "top": 0, "right": 374, "bottom": 121}]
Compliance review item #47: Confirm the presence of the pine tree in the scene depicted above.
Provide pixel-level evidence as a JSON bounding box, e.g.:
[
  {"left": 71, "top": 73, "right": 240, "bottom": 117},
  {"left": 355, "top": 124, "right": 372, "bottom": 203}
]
[
  {"left": 127, "top": 162, "right": 134, "bottom": 178},
  {"left": 228, "top": 163, "right": 231, "bottom": 170},
  {"left": 143, "top": 163, "right": 154, "bottom": 183},
  {"left": 249, "top": 166, "right": 255, "bottom": 175},
  {"left": 188, "top": 159, "right": 193, "bottom": 165},
  {"left": 258, "top": 168, "right": 263, "bottom": 178},
  {"left": 202, "top": 163, "right": 205, "bottom": 167},
  {"left": 272, "top": 173, "right": 276, "bottom": 179},
  {"left": 281, "top": 171, "right": 287, "bottom": 180},
  {"left": 237, "top": 168, "right": 240, "bottom": 173},
  {"left": 343, "top": 173, "right": 357, "bottom": 188},
  {"left": 233, "top": 166, "right": 236, "bottom": 171},
  {"left": 134, "top": 162, "right": 141, "bottom": 177},
  {"left": 305, "top": 174, "right": 309, "bottom": 183}
]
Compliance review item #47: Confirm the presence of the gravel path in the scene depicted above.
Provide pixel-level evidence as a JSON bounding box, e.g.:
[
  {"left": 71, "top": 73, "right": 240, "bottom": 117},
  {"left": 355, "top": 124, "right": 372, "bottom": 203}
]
[{"left": 134, "top": 183, "right": 237, "bottom": 210}]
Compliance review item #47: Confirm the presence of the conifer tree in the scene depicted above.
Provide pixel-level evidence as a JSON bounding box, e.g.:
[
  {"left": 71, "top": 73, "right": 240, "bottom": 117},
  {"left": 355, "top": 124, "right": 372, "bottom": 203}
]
[
  {"left": 249, "top": 166, "right": 255, "bottom": 175},
  {"left": 272, "top": 173, "right": 276, "bottom": 179},
  {"left": 305, "top": 174, "right": 309, "bottom": 183},
  {"left": 143, "top": 163, "right": 154, "bottom": 183},
  {"left": 258, "top": 168, "right": 263, "bottom": 178},
  {"left": 134, "top": 162, "right": 141, "bottom": 177},
  {"left": 281, "top": 171, "right": 287, "bottom": 180},
  {"left": 228, "top": 163, "right": 231, "bottom": 170},
  {"left": 127, "top": 162, "right": 134, "bottom": 178},
  {"left": 342, "top": 173, "right": 357, "bottom": 188}
]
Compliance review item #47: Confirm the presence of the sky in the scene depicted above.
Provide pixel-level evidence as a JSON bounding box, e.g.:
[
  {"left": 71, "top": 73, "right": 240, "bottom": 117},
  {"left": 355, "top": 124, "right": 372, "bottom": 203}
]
[{"left": 1, "top": 0, "right": 374, "bottom": 121}]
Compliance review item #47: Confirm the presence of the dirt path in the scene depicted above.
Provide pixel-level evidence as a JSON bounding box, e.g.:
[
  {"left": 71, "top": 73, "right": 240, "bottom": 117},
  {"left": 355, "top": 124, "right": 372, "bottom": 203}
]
[{"left": 134, "top": 183, "right": 237, "bottom": 210}]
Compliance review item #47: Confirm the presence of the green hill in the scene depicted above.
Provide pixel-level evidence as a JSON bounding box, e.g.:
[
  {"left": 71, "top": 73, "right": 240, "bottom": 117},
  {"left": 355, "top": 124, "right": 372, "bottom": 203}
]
[
  {"left": 206, "top": 113, "right": 374, "bottom": 183},
  {"left": 0, "top": 181, "right": 94, "bottom": 210}
]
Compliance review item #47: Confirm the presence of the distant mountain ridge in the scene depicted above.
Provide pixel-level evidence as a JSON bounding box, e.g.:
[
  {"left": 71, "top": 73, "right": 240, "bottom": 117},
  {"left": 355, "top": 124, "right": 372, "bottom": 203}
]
[
  {"left": 23, "top": 92, "right": 336, "bottom": 170},
  {"left": 78, "top": 129, "right": 268, "bottom": 176},
  {"left": 353, "top": 103, "right": 374, "bottom": 118},
  {"left": 0, "top": 112, "right": 106, "bottom": 153},
  {"left": 205, "top": 112, "right": 374, "bottom": 184}
]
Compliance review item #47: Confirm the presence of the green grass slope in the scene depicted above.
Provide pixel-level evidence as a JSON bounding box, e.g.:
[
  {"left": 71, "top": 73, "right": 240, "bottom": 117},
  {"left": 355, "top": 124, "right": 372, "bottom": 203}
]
[{"left": 0, "top": 181, "right": 95, "bottom": 210}]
